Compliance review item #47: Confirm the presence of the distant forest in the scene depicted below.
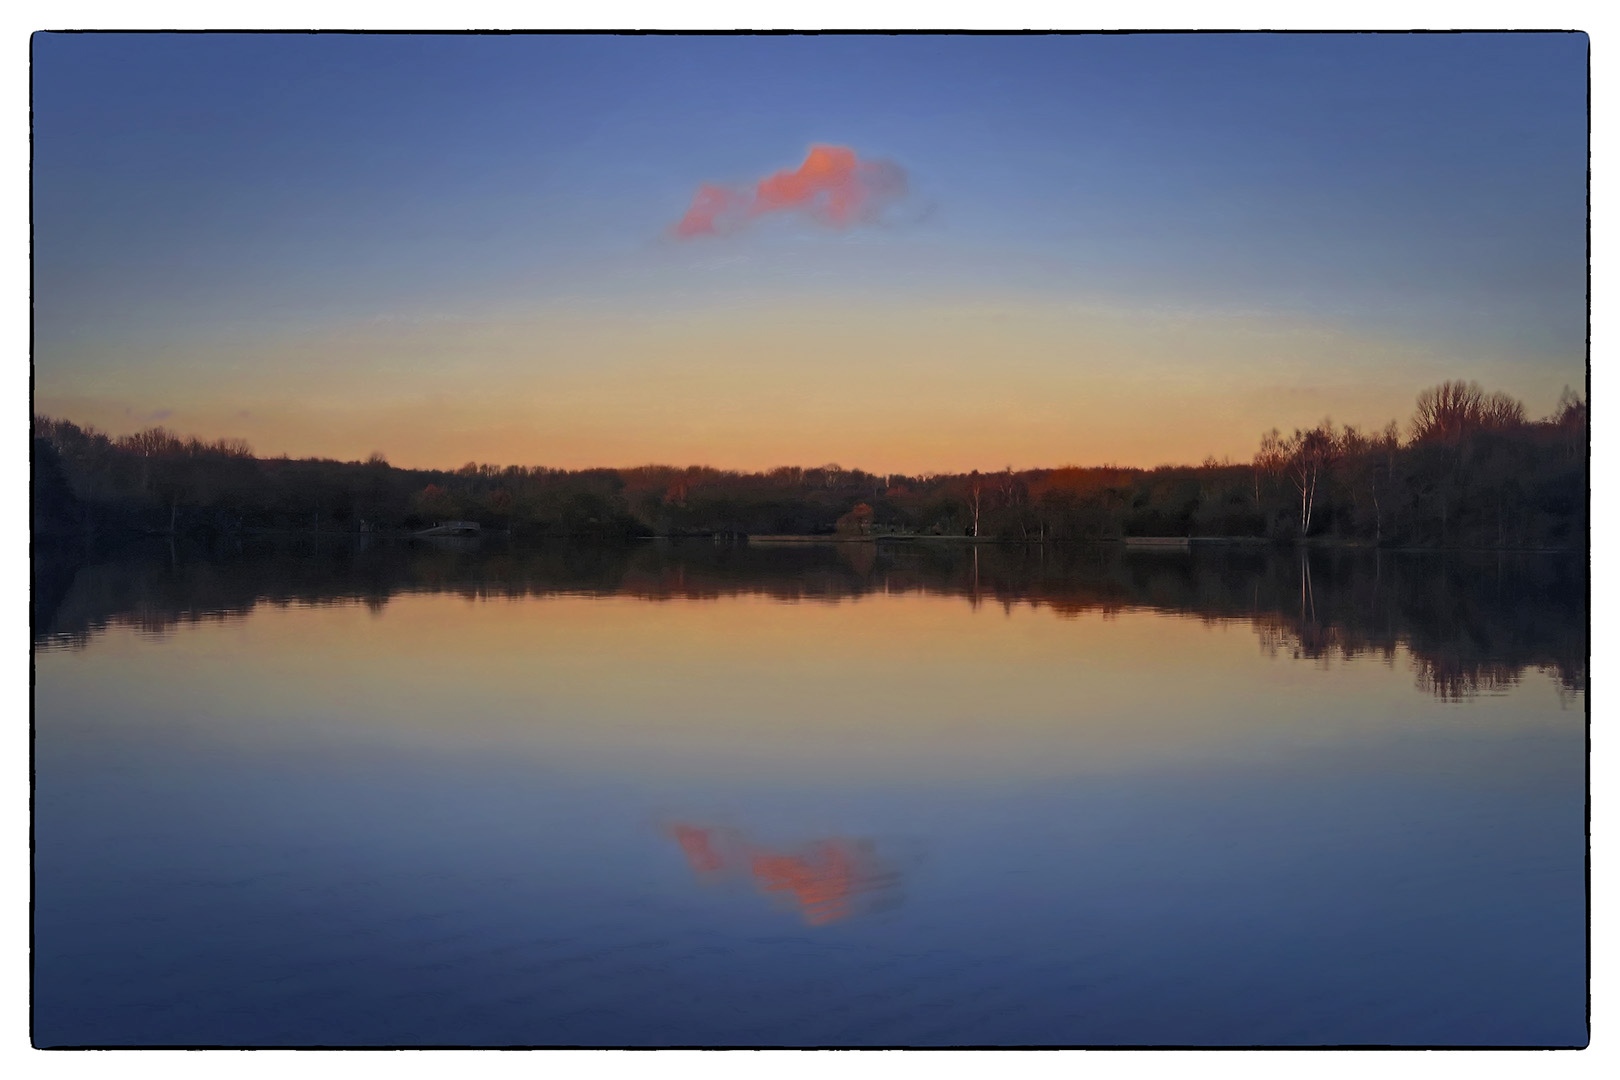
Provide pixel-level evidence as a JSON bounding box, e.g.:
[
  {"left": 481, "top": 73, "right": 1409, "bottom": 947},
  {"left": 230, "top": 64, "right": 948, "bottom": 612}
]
[{"left": 33, "top": 380, "right": 1586, "bottom": 550}]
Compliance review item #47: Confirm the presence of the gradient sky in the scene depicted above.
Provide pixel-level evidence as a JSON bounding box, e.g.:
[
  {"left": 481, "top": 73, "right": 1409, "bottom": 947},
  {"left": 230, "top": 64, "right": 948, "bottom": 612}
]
[{"left": 32, "top": 32, "right": 1588, "bottom": 472}]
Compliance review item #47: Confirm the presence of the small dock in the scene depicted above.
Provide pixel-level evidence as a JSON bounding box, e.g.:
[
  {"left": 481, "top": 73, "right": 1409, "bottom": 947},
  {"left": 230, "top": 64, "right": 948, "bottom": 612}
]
[{"left": 414, "top": 520, "right": 483, "bottom": 538}]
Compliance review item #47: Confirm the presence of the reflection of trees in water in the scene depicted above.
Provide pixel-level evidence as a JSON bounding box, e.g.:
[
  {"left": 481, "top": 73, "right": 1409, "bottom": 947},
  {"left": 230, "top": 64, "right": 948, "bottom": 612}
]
[
  {"left": 1253, "top": 614, "right": 1533, "bottom": 702},
  {"left": 34, "top": 537, "right": 1585, "bottom": 702},
  {"left": 1241, "top": 548, "right": 1583, "bottom": 702},
  {"left": 668, "top": 823, "right": 905, "bottom": 927},
  {"left": 1412, "top": 657, "right": 1524, "bottom": 703}
]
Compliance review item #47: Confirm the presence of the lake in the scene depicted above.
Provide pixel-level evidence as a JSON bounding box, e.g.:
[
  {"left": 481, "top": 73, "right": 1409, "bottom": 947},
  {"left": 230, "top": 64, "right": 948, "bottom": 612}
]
[{"left": 31, "top": 538, "right": 1587, "bottom": 1046}]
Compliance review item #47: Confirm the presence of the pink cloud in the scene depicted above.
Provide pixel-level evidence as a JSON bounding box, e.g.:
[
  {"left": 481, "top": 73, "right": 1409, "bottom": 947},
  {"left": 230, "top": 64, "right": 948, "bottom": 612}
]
[{"left": 673, "top": 144, "right": 908, "bottom": 238}]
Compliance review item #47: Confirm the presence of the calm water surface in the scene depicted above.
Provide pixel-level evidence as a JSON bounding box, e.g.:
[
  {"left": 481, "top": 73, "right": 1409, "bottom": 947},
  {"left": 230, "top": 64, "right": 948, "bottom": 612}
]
[{"left": 33, "top": 541, "right": 1586, "bottom": 1046}]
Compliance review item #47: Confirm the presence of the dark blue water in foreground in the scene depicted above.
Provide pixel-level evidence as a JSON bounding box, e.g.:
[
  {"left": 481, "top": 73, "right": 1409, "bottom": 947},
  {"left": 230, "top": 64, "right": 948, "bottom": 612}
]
[{"left": 32, "top": 542, "right": 1587, "bottom": 1046}]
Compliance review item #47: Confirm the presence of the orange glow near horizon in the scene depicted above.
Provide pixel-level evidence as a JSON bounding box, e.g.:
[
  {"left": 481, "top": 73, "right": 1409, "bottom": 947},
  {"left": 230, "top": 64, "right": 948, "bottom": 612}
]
[{"left": 32, "top": 297, "right": 1580, "bottom": 475}]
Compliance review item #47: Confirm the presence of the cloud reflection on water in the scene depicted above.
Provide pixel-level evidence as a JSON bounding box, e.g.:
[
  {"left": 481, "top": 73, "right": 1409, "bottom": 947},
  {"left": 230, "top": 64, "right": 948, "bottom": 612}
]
[{"left": 669, "top": 823, "right": 905, "bottom": 927}]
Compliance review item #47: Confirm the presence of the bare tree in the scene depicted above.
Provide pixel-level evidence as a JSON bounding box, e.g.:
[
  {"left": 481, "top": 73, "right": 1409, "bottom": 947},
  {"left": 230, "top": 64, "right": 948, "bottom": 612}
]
[
  {"left": 1481, "top": 392, "right": 1526, "bottom": 431},
  {"left": 967, "top": 470, "right": 984, "bottom": 537},
  {"left": 1554, "top": 386, "right": 1586, "bottom": 461},
  {"left": 1412, "top": 381, "right": 1483, "bottom": 443},
  {"left": 1281, "top": 423, "right": 1337, "bottom": 539},
  {"left": 1370, "top": 421, "right": 1399, "bottom": 544},
  {"left": 1253, "top": 428, "right": 1287, "bottom": 508},
  {"left": 996, "top": 466, "right": 1030, "bottom": 538},
  {"left": 1412, "top": 380, "right": 1525, "bottom": 443}
]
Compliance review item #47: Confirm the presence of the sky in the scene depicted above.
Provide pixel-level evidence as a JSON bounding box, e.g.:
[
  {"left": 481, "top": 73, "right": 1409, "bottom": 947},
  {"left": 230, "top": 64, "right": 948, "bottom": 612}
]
[{"left": 31, "top": 32, "right": 1589, "bottom": 473}]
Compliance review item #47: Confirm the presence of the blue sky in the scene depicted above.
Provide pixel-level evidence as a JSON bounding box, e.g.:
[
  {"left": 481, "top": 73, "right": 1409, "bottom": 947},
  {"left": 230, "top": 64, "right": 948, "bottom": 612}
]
[{"left": 32, "top": 32, "right": 1588, "bottom": 470}]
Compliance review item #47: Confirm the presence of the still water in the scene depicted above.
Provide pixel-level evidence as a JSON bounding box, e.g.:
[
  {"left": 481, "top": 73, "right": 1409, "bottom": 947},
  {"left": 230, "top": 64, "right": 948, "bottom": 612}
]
[{"left": 33, "top": 540, "right": 1586, "bottom": 1046}]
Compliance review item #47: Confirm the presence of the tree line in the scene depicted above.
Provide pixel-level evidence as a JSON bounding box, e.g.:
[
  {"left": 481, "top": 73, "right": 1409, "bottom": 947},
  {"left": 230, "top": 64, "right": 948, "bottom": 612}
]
[{"left": 32, "top": 380, "right": 1586, "bottom": 550}]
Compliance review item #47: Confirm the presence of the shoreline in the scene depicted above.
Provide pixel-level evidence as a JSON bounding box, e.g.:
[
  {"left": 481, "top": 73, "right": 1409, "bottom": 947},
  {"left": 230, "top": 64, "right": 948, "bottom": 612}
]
[{"left": 75, "top": 528, "right": 1581, "bottom": 557}]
